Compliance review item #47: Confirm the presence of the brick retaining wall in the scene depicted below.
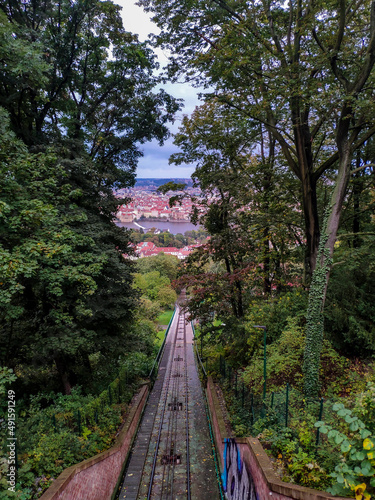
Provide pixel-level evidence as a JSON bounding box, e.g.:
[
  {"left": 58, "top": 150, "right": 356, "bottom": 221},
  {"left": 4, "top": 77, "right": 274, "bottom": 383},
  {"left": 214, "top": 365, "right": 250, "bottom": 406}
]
[
  {"left": 206, "top": 376, "right": 349, "bottom": 500},
  {"left": 39, "top": 383, "right": 149, "bottom": 500}
]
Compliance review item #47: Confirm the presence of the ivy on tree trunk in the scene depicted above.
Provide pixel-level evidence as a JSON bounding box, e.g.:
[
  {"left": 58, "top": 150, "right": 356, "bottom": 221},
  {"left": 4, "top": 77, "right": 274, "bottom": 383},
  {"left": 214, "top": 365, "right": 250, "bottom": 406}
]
[{"left": 303, "top": 222, "right": 332, "bottom": 398}]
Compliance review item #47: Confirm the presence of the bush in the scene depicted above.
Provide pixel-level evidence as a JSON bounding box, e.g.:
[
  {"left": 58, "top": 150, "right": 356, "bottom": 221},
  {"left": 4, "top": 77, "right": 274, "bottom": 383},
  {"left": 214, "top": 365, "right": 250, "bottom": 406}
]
[
  {"left": 0, "top": 351, "right": 152, "bottom": 499},
  {"left": 242, "top": 317, "right": 353, "bottom": 396},
  {"left": 315, "top": 402, "right": 375, "bottom": 497},
  {"left": 325, "top": 248, "right": 375, "bottom": 358},
  {"left": 354, "top": 382, "right": 375, "bottom": 434},
  {"left": 244, "top": 289, "right": 308, "bottom": 345}
]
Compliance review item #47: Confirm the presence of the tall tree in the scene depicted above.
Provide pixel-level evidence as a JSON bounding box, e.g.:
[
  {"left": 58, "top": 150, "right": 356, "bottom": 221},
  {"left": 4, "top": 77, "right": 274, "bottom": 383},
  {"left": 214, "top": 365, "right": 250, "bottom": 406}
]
[
  {"left": 139, "top": 0, "right": 375, "bottom": 396},
  {"left": 139, "top": 0, "right": 375, "bottom": 279},
  {"left": 0, "top": 0, "right": 178, "bottom": 392},
  {"left": 169, "top": 100, "right": 303, "bottom": 301}
]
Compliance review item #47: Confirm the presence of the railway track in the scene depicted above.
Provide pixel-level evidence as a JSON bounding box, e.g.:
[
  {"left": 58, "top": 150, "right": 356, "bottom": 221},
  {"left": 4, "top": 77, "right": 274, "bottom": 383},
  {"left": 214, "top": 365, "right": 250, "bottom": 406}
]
[
  {"left": 145, "top": 307, "right": 191, "bottom": 499},
  {"left": 119, "top": 296, "right": 217, "bottom": 500}
]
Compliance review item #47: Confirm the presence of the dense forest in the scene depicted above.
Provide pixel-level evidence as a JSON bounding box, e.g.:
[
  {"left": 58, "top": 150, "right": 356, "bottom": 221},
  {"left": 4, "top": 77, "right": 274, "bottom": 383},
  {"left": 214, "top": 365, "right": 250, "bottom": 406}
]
[
  {"left": 0, "top": 0, "right": 179, "bottom": 497},
  {"left": 130, "top": 228, "right": 208, "bottom": 247},
  {"left": 0, "top": 0, "right": 179, "bottom": 389},
  {"left": 1, "top": 0, "right": 375, "bottom": 498},
  {"left": 143, "top": 0, "right": 375, "bottom": 496}
]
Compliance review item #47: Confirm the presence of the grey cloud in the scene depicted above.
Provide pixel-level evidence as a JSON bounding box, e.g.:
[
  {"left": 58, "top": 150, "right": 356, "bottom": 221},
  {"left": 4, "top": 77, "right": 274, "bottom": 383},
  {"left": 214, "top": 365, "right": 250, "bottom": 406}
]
[{"left": 119, "top": 0, "right": 203, "bottom": 179}]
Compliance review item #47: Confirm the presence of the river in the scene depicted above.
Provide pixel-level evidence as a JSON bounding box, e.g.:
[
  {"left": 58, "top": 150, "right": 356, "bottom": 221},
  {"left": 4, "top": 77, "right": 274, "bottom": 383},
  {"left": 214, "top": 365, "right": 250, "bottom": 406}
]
[{"left": 116, "top": 220, "right": 201, "bottom": 235}]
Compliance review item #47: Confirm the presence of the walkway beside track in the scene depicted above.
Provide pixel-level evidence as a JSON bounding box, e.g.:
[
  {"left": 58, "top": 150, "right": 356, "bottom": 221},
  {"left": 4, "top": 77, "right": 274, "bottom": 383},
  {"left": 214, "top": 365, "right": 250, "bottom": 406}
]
[{"left": 118, "top": 306, "right": 220, "bottom": 500}]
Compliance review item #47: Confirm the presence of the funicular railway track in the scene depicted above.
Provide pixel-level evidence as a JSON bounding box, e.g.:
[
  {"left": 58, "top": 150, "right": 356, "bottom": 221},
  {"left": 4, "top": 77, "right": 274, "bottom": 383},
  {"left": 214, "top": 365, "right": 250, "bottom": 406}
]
[
  {"left": 119, "top": 292, "right": 209, "bottom": 500},
  {"left": 146, "top": 307, "right": 191, "bottom": 500}
]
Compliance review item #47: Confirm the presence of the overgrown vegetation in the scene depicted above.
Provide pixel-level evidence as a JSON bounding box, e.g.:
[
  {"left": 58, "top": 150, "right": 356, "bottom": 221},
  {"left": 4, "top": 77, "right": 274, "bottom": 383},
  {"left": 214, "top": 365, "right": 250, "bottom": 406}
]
[
  {"left": 0, "top": 1, "right": 178, "bottom": 496},
  {"left": 2, "top": 0, "right": 375, "bottom": 497},
  {"left": 0, "top": 353, "right": 153, "bottom": 499},
  {"left": 130, "top": 228, "right": 207, "bottom": 248},
  {"left": 198, "top": 293, "right": 375, "bottom": 497},
  {"left": 0, "top": 251, "right": 177, "bottom": 498}
]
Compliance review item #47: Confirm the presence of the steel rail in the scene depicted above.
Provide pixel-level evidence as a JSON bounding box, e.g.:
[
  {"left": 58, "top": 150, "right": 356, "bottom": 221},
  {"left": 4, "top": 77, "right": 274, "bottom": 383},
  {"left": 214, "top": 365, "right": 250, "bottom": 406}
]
[
  {"left": 148, "top": 307, "right": 176, "bottom": 381},
  {"left": 162, "top": 319, "right": 181, "bottom": 499},
  {"left": 146, "top": 295, "right": 192, "bottom": 500},
  {"left": 169, "top": 311, "right": 187, "bottom": 500},
  {"left": 166, "top": 317, "right": 183, "bottom": 499},
  {"left": 184, "top": 313, "right": 191, "bottom": 500},
  {"left": 147, "top": 308, "right": 178, "bottom": 500}
]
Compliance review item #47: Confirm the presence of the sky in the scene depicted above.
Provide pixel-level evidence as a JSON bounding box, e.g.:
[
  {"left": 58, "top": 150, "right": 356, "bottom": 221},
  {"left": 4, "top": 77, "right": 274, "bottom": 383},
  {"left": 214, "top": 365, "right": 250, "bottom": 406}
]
[{"left": 117, "top": 1, "right": 200, "bottom": 179}]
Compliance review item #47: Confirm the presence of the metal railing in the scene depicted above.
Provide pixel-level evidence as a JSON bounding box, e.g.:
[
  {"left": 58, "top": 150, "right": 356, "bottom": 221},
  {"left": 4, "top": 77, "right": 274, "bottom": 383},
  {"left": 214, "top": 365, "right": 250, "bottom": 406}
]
[
  {"left": 191, "top": 321, "right": 207, "bottom": 380},
  {"left": 148, "top": 307, "right": 177, "bottom": 382}
]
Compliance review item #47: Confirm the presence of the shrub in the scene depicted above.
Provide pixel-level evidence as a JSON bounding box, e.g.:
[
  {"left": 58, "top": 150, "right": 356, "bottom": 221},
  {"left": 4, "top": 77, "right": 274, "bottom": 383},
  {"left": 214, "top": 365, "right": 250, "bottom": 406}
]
[
  {"left": 315, "top": 402, "right": 375, "bottom": 497},
  {"left": 242, "top": 317, "right": 351, "bottom": 396},
  {"left": 244, "top": 289, "right": 308, "bottom": 345},
  {"left": 354, "top": 382, "right": 375, "bottom": 434}
]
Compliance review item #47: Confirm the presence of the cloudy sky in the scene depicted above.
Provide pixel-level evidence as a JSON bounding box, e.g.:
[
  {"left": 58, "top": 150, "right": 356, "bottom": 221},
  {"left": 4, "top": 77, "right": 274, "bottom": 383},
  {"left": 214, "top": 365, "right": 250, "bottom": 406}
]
[{"left": 117, "top": 1, "right": 200, "bottom": 179}]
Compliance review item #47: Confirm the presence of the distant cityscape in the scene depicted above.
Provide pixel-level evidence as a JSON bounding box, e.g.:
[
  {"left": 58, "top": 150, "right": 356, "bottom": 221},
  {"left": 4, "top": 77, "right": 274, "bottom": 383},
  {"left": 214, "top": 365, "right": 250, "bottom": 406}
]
[
  {"left": 133, "top": 240, "right": 202, "bottom": 260},
  {"left": 116, "top": 179, "right": 204, "bottom": 260},
  {"left": 115, "top": 179, "right": 200, "bottom": 223}
]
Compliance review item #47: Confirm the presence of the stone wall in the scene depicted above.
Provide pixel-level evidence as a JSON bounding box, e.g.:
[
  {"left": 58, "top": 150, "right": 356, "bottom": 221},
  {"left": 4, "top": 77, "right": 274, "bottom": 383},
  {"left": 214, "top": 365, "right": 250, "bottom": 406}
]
[
  {"left": 40, "top": 383, "right": 149, "bottom": 500},
  {"left": 205, "top": 376, "right": 349, "bottom": 500}
]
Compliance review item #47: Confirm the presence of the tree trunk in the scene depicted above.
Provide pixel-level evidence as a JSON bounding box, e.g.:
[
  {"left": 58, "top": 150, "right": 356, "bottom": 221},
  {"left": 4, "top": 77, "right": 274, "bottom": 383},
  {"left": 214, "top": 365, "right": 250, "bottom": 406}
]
[
  {"left": 352, "top": 152, "right": 363, "bottom": 248},
  {"left": 263, "top": 230, "right": 271, "bottom": 294},
  {"left": 301, "top": 175, "right": 320, "bottom": 280},
  {"left": 303, "top": 128, "right": 352, "bottom": 398},
  {"left": 224, "top": 257, "right": 238, "bottom": 317},
  {"left": 292, "top": 105, "right": 320, "bottom": 281},
  {"left": 54, "top": 355, "right": 73, "bottom": 395}
]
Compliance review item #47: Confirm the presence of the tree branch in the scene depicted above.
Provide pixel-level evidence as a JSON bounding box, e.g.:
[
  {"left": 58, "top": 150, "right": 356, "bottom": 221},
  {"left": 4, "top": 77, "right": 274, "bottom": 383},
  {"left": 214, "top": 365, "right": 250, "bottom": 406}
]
[
  {"left": 351, "top": 162, "right": 375, "bottom": 174},
  {"left": 350, "top": 0, "right": 375, "bottom": 94}
]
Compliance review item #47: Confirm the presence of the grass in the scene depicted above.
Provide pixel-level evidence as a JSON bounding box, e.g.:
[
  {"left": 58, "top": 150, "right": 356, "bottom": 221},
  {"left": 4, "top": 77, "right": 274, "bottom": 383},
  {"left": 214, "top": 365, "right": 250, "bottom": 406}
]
[
  {"left": 155, "top": 328, "right": 166, "bottom": 348},
  {"left": 156, "top": 309, "right": 174, "bottom": 326},
  {"left": 154, "top": 309, "right": 174, "bottom": 349}
]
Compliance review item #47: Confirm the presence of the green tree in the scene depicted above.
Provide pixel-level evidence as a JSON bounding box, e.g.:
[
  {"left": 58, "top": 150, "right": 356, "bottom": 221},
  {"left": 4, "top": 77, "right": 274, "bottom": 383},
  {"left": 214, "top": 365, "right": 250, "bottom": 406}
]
[
  {"left": 0, "top": 0, "right": 178, "bottom": 393},
  {"left": 136, "top": 253, "right": 179, "bottom": 281},
  {"left": 0, "top": 115, "right": 109, "bottom": 393},
  {"left": 140, "top": 0, "right": 375, "bottom": 396},
  {"left": 140, "top": 0, "right": 375, "bottom": 275},
  {"left": 324, "top": 164, "right": 375, "bottom": 357},
  {"left": 133, "top": 271, "right": 171, "bottom": 301},
  {"left": 157, "top": 286, "right": 177, "bottom": 308},
  {"left": 171, "top": 99, "right": 302, "bottom": 297}
]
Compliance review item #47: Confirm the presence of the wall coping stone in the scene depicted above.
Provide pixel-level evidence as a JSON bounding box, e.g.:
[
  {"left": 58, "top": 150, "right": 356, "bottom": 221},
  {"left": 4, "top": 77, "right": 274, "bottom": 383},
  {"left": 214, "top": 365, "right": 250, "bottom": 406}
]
[
  {"left": 207, "top": 375, "right": 228, "bottom": 439},
  {"left": 39, "top": 383, "right": 149, "bottom": 500}
]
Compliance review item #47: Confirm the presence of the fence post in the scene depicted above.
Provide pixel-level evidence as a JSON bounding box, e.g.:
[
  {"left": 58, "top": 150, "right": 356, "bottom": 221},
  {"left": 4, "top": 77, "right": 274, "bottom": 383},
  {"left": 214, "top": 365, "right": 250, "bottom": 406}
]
[
  {"left": 285, "top": 383, "right": 289, "bottom": 428},
  {"left": 271, "top": 391, "right": 274, "bottom": 409},
  {"left": 77, "top": 410, "right": 81, "bottom": 435},
  {"left": 315, "top": 398, "right": 324, "bottom": 446},
  {"left": 250, "top": 393, "right": 254, "bottom": 426}
]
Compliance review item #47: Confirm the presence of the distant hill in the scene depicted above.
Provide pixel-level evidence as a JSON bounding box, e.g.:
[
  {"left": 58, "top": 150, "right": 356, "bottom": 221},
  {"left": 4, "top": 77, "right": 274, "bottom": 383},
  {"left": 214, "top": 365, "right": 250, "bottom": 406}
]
[{"left": 135, "top": 178, "right": 194, "bottom": 188}]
